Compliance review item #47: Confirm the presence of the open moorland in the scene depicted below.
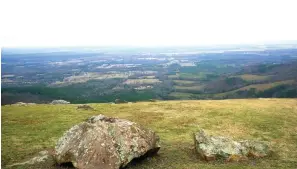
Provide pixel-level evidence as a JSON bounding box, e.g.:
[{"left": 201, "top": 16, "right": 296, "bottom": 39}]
[{"left": 2, "top": 99, "right": 297, "bottom": 168}]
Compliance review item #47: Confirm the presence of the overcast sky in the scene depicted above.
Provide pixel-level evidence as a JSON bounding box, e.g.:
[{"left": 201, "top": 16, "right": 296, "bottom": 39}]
[{"left": 1, "top": 0, "right": 297, "bottom": 47}]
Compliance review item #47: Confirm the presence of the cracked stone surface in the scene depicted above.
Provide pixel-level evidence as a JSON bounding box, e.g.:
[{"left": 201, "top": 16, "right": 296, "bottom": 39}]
[{"left": 54, "top": 114, "right": 160, "bottom": 169}]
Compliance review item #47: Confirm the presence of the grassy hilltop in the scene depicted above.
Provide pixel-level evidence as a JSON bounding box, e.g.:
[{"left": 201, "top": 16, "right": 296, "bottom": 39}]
[{"left": 2, "top": 99, "right": 297, "bottom": 168}]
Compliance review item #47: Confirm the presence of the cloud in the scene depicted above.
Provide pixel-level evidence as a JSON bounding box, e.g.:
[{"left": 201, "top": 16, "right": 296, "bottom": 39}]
[{"left": 1, "top": 0, "right": 297, "bottom": 47}]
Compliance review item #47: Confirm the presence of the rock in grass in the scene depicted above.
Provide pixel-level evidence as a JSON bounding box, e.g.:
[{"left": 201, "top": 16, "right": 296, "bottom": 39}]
[
  {"left": 193, "top": 129, "right": 270, "bottom": 162},
  {"left": 51, "top": 100, "right": 70, "bottom": 104},
  {"left": 77, "top": 105, "right": 94, "bottom": 110},
  {"left": 13, "top": 102, "right": 36, "bottom": 106},
  {"left": 54, "top": 114, "right": 160, "bottom": 169}
]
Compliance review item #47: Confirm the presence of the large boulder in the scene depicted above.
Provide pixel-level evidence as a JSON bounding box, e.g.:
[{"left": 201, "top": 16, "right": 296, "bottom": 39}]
[
  {"left": 194, "top": 129, "right": 270, "bottom": 162},
  {"left": 54, "top": 114, "right": 160, "bottom": 169},
  {"left": 51, "top": 100, "right": 70, "bottom": 104}
]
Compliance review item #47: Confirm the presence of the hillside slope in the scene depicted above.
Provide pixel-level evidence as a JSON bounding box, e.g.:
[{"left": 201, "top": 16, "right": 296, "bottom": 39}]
[{"left": 2, "top": 99, "right": 297, "bottom": 168}]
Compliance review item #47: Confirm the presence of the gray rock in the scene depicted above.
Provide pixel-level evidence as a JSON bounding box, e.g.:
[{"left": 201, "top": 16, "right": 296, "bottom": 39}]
[
  {"left": 240, "top": 140, "right": 270, "bottom": 158},
  {"left": 6, "top": 150, "right": 53, "bottom": 168},
  {"left": 54, "top": 114, "right": 160, "bottom": 169},
  {"left": 13, "top": 102, "right": 36, "bottom": 106},
  {"left": 51, "top": 100, "right": 70, "bottom": 104},
  {"left": 194, "top": 129, "right": 270, "bottom": 162}
]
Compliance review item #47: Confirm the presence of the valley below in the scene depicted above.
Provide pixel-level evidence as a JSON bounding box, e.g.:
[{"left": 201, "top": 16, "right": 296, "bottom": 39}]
[{"left": 2, "top": 46, "right": 297, "bottom": 105}]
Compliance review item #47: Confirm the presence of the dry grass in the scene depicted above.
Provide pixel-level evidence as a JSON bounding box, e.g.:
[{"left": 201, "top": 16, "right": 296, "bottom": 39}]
[{"left": 2, "top": 99, "right": 297, "bottom": 168}]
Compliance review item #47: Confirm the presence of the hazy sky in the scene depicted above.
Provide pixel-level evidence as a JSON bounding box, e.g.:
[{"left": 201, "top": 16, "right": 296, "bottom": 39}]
[{"left": 1, "top": 0, "right": 297, "bottom": 47}]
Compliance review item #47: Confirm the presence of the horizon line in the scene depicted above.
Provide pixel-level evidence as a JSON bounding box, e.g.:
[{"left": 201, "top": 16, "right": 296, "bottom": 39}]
[{"left": 2, "top": 40, "right": 297, "bottom": 49}]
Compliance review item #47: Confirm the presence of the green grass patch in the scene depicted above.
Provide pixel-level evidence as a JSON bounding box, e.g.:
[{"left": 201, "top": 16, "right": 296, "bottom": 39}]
[{"left": 2, "top": 99, "right": 297, "bottom": 168}]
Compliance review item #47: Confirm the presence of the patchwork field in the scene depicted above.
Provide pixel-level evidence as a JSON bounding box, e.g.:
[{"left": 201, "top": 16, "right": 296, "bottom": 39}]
[
  {"left": 174, "top": 85, "right": 205, "bottom": 91},
  {"left": 215, "top": 80, "right": 296, "bottom": 97},
  {"left": 168, "top": 92, "right": 193, "bottom": 99},
  {"left": 2, "top": 99, "right": 297, "bottom": 168},
  {"left": 168, "top": 73, "right": 215, "bottom": 80},
  {"left": 173, "top": 80, "right": 197, "bottom": 85},
  {"left": 52, "top": 72, "right": 129, "bottom": 86},
  {"left": 236, "top": 74, "right": 272, "bottom": 82},
  {"left": 237, "top": 80, "right": 295, "bottom": 91}
]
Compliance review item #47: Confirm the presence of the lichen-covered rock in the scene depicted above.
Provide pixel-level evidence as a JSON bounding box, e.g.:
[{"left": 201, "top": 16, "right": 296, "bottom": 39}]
[
  {"left": 240, "top": 140, "right": 270, "bottom": 158},
  {"left": 51, "top": 100, "right": 70, "bottom": 104},
  {"left": 7, "top": 150, "right": 54, "bottom": 168},
  {"left": 54, "top": 114, "right": 160, "bottom": 169},
  {"left": 77, "top": 105, "right": 94, "bottom": 110},
  {"left": 13, "top": 102, "right": 36, "bottom": 106},
  {"left": 194, "top": 129, "right": 270, "bottom": 162}
]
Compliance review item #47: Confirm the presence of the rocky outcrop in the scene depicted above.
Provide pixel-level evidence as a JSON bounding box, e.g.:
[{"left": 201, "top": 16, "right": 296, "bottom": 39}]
[
  {"left": 77, "top": 105, "right": 94, "bottom": 110},
  {"left": 54, "top": 114, "right": 160, "bottom": 169},
  {"left": 194, "top": 129, "right": 270, "bottom": 162},
  {"left": 51, "top": 100, "right": 70, "bottom": 104},
  {"left": 13, "top": 102, "right": 36, "bottom": 106}
]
